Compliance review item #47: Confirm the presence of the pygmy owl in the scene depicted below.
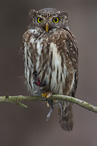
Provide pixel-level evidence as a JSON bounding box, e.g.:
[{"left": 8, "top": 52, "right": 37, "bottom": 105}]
[{"left": 22, "top": 8, "right": 78, "bottom": 131}]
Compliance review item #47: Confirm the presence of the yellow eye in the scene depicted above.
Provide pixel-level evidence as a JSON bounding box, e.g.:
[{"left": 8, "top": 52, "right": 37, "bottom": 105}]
[
  {"left": 53, "top": 17, "right": 60, "bottom": 23},
  {"left": 37, "top": 17, "right": 43, "bottom": 23}
]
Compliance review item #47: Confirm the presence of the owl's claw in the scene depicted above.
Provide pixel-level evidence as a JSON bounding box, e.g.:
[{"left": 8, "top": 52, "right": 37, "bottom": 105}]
[
  {"left": 42, "top": 92, "right": 52, "bottom": 100},
  {"left": 42, "top": 92, "right": 49, "bottom": 100},
  {"left": 42, "top": 92, "right": 53, "bottom": 108},
  {"left": 42, "top": 92, "right": 53, "bottom": 120}
]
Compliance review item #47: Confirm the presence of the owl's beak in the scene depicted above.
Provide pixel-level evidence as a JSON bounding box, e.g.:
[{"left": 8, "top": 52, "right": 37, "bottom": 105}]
[{"left": 45, "top": 23, "right": 49, "bottom": 32}]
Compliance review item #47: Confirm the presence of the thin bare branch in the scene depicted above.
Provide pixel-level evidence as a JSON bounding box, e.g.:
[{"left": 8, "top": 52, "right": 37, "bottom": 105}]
[{"left": 0, "top": 95, "right": 97, "bottom": 113}]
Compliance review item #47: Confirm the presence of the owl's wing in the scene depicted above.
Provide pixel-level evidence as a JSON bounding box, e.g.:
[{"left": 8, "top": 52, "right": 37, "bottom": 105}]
[
  {"left": 22, "top": 28, "right": 44, "bottom": 94},
  {"left": 22, "top": 28, "right": 43, "bottom": 50},
  {"left": 65, "top": 30, "right": 78, "bottom": 97}
]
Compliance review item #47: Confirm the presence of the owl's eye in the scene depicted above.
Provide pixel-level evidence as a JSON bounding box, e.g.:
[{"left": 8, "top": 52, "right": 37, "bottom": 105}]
[
  {"left": 52, "top": 17, "right": 60, "bottom": 23},
  {"left": 37, "top": 17, "right": 43, "bottom": 23}
]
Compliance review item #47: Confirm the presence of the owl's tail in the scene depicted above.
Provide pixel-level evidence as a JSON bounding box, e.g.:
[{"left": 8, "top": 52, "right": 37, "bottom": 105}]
[{"left": 58, "top": 101, "right": 73, "bottom": 131}]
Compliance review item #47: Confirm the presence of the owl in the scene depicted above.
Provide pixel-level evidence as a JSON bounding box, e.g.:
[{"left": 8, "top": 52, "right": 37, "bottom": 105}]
[{"left": 22, "top": 8, "right": 78, "bottom": 131}]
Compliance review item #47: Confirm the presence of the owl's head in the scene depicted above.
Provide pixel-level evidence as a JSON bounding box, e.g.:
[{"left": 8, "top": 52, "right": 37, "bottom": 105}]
[{"left": 29, "top": 8, "right": 69, "bottom": 32}]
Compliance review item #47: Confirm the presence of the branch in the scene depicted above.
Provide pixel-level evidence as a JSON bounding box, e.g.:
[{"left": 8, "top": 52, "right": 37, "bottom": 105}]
[{"left": 0, "top": 95, "right": 97, "bottom": 113}]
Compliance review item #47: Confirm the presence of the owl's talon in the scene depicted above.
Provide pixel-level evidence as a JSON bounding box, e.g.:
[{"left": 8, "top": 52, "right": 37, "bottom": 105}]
[
  {"left": 42, "top": 92, "right": 50, "bottom": 100},
  {"left": 42, "top": 92, "right": 52, "bottom": 99},
  {"left": 47, "top": 102, "right": 50, "bottom": 107},
  {"left": 42, "top": 92, "right": 53, "bottom": 119},
  {"left": 42, "top": 92, "right": 53, "bottom": 108}
]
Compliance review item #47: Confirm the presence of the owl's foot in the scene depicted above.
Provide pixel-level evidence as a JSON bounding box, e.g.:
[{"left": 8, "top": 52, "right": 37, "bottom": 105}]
[
  {"left": 42, "top": 92, "right": 53, "bottom": 121},
  {"left": 42, "top": 92, "right": 53, "bottom": 108},
  {"left": 42, "top": 92, "right": 52, "bottom": 100}
]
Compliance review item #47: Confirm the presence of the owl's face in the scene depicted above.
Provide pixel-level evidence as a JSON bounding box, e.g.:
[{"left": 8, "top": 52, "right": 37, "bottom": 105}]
[{"left": 29, "top": 8, "right": 69, "bottom": 32}]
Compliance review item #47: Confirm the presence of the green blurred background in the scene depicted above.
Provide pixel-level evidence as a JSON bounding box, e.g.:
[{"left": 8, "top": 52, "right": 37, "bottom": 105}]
[{"left": 0, "top": 0, "right": 97, "bottom": 146}]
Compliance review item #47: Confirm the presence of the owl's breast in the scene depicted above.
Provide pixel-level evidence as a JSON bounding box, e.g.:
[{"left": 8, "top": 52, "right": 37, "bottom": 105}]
[
  {"left": 23, "top": 28, "right": 76, "bottom": 95},
  {"left": 34, "top": 29, "right": 74, "bottom": 94}
]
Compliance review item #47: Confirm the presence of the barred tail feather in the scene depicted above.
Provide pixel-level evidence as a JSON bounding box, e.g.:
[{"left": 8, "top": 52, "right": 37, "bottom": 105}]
[{"left": 58, "top": 102, "right": 73, "bottom": 131}]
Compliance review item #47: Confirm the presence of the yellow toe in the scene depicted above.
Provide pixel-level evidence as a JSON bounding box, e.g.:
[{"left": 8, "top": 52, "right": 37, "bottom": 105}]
[{"left": 42, "top": 92, "right": 50, "bottom": 99}]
